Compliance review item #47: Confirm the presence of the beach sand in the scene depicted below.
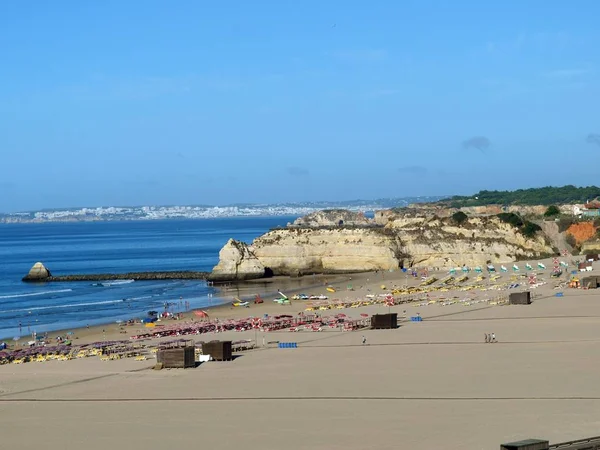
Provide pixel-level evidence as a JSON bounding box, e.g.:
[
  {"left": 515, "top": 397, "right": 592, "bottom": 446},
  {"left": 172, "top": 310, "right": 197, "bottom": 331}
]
[
  {"left": 9, "top": 271, "right": 375, "bottom": 346},
  {"left": 1, "top": 256, "right": 598, "bottom": 449}
]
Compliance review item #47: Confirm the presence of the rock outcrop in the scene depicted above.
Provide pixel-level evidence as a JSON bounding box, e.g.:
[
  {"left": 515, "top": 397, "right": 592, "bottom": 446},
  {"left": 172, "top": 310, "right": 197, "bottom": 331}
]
[
  {"left": 209, "top": 209, "right": 558, "bottom": 281},
  {"left": 22, "top": 262, "right": 51, "bottom": 281},
  {"left": 291, "top": 209, "right": 372, "bottom": 228},
  {"left": 250, "top": 227, "right": 402, "bottom": 276},
  {"left": 566, "top": 222, "right": 597, "bottom": 245},
  {"left": 208, "top": 239, "right": 265, "bottom": 282},
  {"left": 386, "top": 215, "right": 554, "bottom": 268}
]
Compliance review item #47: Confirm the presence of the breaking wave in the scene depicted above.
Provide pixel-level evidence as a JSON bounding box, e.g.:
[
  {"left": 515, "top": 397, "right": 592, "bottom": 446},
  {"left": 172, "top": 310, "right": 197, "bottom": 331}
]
[
  {"left": 0, "top": 289, "right": 73, "bottom": 300},
  {"left": 0, "top": 299, "right": 126, "bottom": 314}
]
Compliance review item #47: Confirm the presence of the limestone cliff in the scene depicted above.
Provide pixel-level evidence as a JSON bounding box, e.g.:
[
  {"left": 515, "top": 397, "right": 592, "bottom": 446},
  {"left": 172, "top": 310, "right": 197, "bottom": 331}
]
[
  {"left": 210, "top": 210, "right": 557, "bottom": 281},
  {"left": 250, "top": 227, "right": 402, "bottom": 276},
  {"left": 291, "top": 209, "right": 372, "bottom": 228},
  {"left": 385, "top": 215, "right": 554, "bottom": 268},
  {"left": 208, "top": 239, "right": 265, "bottom": 281},
  {"left": 376, "top": 204, "right": 553, "bottom": 226}
]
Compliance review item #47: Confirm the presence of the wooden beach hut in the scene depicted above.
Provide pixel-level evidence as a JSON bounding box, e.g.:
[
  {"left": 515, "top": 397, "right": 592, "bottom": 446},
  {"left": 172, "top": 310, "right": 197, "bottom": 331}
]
[
  {"left": 370, "top": 313, "right": 398, "bottom": 329},
  {"left": 509, "top": 292, "right": 531, "bottom": 305},
  {"left": 578, "top": 261, "right": 593, "bottom": 272},
  {"left": 202, "top": 340, "right": 233, "bottom": 361},
  {"left": 156, "top": 340, "right": 196, "bottom": 368}
]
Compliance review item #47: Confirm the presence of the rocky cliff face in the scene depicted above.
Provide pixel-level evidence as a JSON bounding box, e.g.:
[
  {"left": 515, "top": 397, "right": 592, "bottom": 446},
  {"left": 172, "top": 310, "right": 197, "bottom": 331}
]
[
  {"left": 291, "top": 209, "right": 373, "bottom": 228},
  {"left": 375, "top": 204, "right": 555, "bottom": 226},
  {"left": 209, "top": 210, "right": 557, "bottom": 281},
  {"left": 566, "top": 222, "right": 597, "bottom": 245},
  {"left": 250, "top": 227, "right": 402, "bottom": 276},
  {"left": 208, "top": 239, "right": 265, "bottom": 281},
  {"left": 386, "top": 215, "right": 554, "bottom": 267}
]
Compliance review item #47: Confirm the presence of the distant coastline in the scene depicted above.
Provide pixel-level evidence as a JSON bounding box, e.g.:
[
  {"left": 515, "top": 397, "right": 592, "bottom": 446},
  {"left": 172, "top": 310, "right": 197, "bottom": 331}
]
[{"left": 0, "top": 196, "right": 445, "bottom": 224}]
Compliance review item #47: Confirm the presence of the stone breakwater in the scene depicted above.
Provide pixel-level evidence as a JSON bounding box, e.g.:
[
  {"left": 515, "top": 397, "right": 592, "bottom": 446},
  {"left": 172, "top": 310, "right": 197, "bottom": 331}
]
[{"left": 22, "top": 271, "right": 209, "bottom": 282}]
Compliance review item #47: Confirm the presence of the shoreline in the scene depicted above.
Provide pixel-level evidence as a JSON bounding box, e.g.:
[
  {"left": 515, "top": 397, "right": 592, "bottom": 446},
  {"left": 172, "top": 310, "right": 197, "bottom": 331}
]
[
  {"left": 4, "top": 253, "right": 572, "bottom": 346},
  {"left": 2, "top": 272, "right": 360, "bottom": 344},
  {"left": 1, "top": 260, "right": 598, "bottom": 450}
]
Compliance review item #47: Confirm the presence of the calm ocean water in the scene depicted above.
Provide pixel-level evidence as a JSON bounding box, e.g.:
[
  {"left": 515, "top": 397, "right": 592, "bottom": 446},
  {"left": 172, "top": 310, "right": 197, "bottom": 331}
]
[{"left": 0, "top": 216, "right": 296, "bottom": 339}]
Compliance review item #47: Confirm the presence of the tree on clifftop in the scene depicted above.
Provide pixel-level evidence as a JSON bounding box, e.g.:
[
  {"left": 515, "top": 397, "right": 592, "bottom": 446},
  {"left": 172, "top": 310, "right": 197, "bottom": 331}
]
[
  {"left": 445, "top": 185, "right": 600, "bottom": 207},
  {"left": 544, "top": 205, "right": 561, "bottom": 217},
  {"left": 451, "top": 211, "right": 468, "bottom": 225}
]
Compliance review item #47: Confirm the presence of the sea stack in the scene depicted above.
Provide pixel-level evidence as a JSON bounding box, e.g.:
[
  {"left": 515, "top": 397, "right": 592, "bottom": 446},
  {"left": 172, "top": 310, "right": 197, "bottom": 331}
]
[
  {"left": 22, "top": 262, "right": 52, "bottom": 281},
  {"left": 208, "top": 239, "right": 265, "bottom": 282}
]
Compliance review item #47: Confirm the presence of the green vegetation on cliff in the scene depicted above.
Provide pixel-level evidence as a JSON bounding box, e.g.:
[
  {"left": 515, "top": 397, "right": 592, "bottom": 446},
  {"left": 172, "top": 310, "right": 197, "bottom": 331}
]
[
  {"left": 451, "top": 211, "right": 468, "bottom": 224},
  {"left": 544, "top": 205, "right": 561, "bottom": 217},
  {"left": 496, "top": 213, "right": 542, "bottom": 238},
  {"left": 446, "top": 185, "right": 600, "bottom": 207}
]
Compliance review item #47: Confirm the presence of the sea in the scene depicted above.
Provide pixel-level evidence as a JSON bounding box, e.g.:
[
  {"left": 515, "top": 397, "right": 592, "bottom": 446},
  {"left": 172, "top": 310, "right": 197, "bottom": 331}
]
[{"left": 0, "top": 216, "right": 297, "bottom": 340}]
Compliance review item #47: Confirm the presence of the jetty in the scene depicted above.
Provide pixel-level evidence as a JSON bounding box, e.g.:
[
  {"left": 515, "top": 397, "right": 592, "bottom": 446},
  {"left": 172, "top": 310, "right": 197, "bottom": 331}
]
[{"left": 21, "top": 263, "right": 208, "bottom": 282}]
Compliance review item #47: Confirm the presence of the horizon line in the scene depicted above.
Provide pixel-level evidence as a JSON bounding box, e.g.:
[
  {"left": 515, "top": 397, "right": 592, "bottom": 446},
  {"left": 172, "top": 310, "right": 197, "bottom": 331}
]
[{"left": 0, "top": 195, "right": 449, "bottom": 215}]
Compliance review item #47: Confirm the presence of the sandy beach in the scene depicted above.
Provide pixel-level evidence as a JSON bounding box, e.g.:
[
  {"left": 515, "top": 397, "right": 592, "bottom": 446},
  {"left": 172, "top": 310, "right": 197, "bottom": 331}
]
[{"left": 1, "top": 257, "right": 599, "bottom": 449}]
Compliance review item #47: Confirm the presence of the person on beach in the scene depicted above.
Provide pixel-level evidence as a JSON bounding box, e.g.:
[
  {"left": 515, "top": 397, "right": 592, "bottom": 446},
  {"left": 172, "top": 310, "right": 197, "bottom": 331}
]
[
  {"left": 491, "top": 333, "right": 496, "bottom": 343},
  {"left": 362, "top": 335, "right": 367, "bottom": 345}
]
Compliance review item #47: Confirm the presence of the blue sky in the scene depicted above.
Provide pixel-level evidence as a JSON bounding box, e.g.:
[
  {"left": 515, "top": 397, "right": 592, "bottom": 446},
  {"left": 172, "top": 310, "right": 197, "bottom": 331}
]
[{"left": 1, "top": 1, "right": 600, "bottom": 212}]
